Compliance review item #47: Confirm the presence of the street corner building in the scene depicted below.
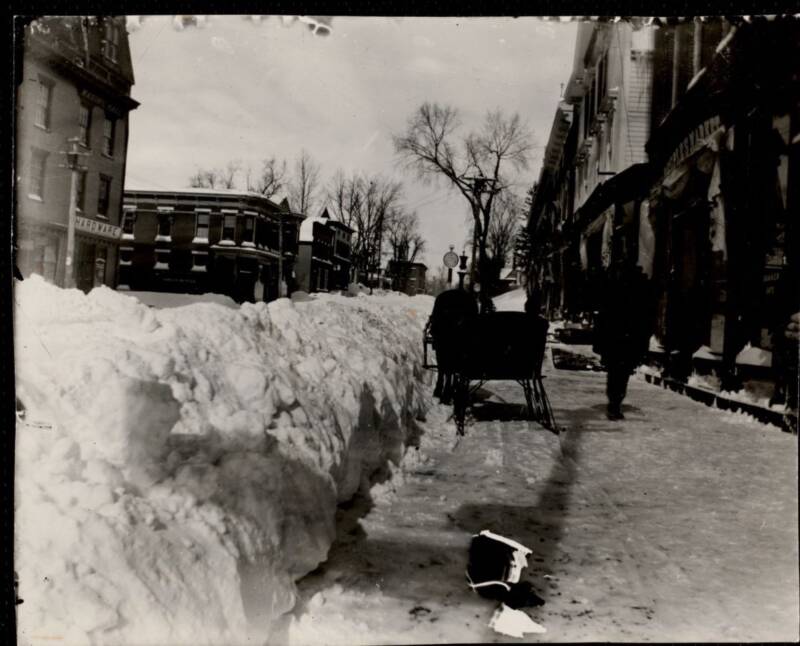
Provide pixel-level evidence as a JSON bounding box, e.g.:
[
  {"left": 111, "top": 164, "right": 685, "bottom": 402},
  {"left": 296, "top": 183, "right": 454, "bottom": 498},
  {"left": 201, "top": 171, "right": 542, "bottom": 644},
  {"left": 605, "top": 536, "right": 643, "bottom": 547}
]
[
  {"left": 527, "top": 17, "right": 799, "bottom": 418},
  {"left": 119, "top": 189, "right": 304, "bottom": 303},
  {"left": 15, "top": 16, "right": 139, "bottom": 291},
  {"left": 295, "top": 207, "right": 354, "bottom": 293}
]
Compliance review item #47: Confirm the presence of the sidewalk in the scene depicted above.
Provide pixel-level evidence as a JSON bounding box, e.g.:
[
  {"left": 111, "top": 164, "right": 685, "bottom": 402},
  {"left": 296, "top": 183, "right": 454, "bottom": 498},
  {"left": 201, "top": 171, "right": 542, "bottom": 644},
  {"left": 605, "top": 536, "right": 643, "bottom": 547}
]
[{"left": 283, "top": 363, "right": 799, "bottom": 643}]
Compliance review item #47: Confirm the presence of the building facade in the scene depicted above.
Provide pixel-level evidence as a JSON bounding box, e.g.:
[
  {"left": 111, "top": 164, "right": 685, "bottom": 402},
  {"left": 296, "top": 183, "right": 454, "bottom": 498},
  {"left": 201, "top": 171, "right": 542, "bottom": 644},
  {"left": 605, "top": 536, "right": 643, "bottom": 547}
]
[
  {"left": 296, "top": 208, "right": 353, "bottom": 293},
  {"left": 644, "top": 18, "right": 798, "bottom": 405},
  {"left": 386, "top": 260, "right": 427, "bottom": 296},
  {"left": 528, "top": 21, "right": 654, "bottom": 319},
  {"left": 120, "top": 189, "right": 302, "bottom": 303},
  {"left": 15, "top": 16, "right": 139, "bottom": 291},
  {"left": 528, "top": 17, "right": 799, "bottom": 416}
]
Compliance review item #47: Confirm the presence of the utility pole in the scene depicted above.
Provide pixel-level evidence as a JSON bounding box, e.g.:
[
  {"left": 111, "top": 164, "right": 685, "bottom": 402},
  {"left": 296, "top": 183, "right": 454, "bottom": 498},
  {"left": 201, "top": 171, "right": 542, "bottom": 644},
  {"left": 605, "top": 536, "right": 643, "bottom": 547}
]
[{"left": 59, "top": 138, "right": 88, "bottom": 289}]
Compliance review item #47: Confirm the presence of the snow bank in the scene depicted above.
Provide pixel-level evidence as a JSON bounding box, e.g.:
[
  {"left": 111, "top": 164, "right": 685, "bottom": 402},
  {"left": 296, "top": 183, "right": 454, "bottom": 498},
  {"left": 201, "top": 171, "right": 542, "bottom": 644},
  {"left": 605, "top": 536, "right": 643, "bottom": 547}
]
[{"left": 14, "top": 276, "right": 434, "bottom": 645}]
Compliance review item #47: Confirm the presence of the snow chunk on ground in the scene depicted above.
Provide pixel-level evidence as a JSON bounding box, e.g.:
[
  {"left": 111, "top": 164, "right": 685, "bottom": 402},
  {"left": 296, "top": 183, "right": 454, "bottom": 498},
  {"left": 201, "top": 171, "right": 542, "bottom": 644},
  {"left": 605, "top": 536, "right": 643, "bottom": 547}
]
[
  {"left": 14, "top": 276, "right": 434, "bottom": 644},
  {"left": 493, "top": 287, "right": 526, "bottom": 311}
]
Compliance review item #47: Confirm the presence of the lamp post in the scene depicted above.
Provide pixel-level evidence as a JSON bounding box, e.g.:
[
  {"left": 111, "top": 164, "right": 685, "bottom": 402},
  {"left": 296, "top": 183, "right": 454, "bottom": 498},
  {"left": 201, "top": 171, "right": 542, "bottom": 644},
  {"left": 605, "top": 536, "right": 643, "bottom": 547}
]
[
  {"left": 457, "top": 249, "right": 468, "bottom": 289},
  {"left": 59, "top": 138, "right": 88, "bottom": 289}
]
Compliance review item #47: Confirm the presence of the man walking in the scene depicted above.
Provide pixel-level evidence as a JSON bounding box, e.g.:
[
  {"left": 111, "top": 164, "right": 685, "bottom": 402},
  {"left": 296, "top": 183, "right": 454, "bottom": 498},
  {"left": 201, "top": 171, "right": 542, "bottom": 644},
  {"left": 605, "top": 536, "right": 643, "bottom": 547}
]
[{"left": 593, "top": 264, "right": 652, "bottom": 420}]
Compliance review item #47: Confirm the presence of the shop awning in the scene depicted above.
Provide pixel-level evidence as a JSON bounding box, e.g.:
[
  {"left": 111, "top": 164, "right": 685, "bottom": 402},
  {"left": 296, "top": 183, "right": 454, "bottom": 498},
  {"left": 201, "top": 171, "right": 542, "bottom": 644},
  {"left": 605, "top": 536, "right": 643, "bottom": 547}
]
[{"left": 571, "top": 163, "right": 650, "bottom": 235}]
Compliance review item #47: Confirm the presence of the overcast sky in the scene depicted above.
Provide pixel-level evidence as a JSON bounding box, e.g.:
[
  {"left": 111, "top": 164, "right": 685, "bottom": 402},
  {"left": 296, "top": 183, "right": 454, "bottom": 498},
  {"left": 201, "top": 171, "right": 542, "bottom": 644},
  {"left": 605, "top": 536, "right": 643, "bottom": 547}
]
[{"left": 125, "top": 16, "right": 577, "bottom": 273}]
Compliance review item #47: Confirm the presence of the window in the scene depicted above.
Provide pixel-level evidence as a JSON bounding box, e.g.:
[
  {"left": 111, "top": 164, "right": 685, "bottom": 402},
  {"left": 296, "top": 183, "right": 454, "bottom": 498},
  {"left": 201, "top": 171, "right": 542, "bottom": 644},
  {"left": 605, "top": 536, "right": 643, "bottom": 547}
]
[
  {"left": 156, "top": 212, "right": 172, "bottom": 240},
  {"left": 154, "top": 249, "right": 170, "bottom": 270},
  {"left": 194, "top": 211, "right": 210, "bottom": 240},
  {"left": 243, "top": 216, "right": 256, "bottom": 245},
  {"left": 192, "top": 252, "right": 208, "bottom": 272},
  {"left": 103, "top": 20, "right": 120, "bottom": 62},
  {"left": 102, "top": 115, "right": 115, "bottom": 157},
  {"left": 119, "top": 247, "right": 133, "bottom": 265},
  {"left": 79, "top": 103, "right": 92, "bottom": 147},
  {"left": 29, "top": 149, "right": 47, "bottom": 199},
  {"left": 222, "top": 214, "right": 237, "bottom": 241},
  {"left": 34, "top": 77, "right": 53, "bottom": 129},
  {"left": 97, "top": 175, "right": 111, "bottom": 216},
  {"left": 75, "top": 170, "right": 87, "bottom": 211},
  {"left": 122, "top": 209, "right": 136, "bottom": 237}
]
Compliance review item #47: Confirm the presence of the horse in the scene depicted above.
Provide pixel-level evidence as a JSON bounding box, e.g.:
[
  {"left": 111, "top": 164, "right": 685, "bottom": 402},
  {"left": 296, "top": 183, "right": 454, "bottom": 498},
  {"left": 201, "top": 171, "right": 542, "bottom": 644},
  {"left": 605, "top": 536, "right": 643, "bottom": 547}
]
[{"left": 427, "top": 289, "right": 479, "bottom": 404}]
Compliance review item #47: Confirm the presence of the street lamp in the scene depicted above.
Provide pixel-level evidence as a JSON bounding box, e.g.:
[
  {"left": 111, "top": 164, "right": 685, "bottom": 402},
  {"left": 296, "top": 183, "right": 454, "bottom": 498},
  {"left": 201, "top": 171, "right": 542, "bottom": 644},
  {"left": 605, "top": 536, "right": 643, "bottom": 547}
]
[
  {"left": 457, "top": 248, "right": 468, "bottom": 290},
  {"left": 59, "top": 137, "right": 88, "bottom": 288}
]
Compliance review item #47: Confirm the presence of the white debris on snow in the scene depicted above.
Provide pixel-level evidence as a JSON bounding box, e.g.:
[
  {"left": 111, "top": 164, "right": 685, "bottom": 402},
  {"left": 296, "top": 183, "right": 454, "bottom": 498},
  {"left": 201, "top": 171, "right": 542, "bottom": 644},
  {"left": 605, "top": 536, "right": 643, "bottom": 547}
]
[
  {"left": 13, "top": 275, "right": 434, "bottom": 645},
  {"left": 492, "top": 287, "right": 526, "bottom": 311},
  {"left": 488, "top": 604, "right": 546, "bottom": 637},
  {"left": 735, "top": 343, "right": 773, "bottom": 367}
]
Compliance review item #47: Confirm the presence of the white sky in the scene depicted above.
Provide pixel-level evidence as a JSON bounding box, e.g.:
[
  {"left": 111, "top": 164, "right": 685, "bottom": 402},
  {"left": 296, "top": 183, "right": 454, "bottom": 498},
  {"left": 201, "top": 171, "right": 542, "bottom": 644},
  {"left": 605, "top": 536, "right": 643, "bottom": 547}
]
[{"left": 125, "top": 16, "right": 578, "bottom": 272}]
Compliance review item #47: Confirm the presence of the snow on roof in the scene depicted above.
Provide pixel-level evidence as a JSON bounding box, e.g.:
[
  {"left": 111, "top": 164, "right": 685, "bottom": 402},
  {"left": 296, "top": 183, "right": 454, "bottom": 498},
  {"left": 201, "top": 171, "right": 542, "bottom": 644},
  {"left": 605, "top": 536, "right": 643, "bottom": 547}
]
[
  {"left": 299, "top": 213, "right": 327, "bottom": 242},
  {"left": 125, "top": 186, "right": 281, "bottom": 205}
]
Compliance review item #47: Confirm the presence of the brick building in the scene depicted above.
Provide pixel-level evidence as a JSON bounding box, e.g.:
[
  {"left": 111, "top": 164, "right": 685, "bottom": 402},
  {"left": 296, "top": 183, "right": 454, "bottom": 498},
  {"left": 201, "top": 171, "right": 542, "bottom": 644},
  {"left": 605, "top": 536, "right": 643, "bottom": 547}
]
[
  {"left": 15, "top": 16, "right": 139, "bottom": 291},
  {"left": 296, "top": 208, "right": 353, "bottom": 293},
  {"left": 120, "top": 188, "right": 302, "bottom": 303}
]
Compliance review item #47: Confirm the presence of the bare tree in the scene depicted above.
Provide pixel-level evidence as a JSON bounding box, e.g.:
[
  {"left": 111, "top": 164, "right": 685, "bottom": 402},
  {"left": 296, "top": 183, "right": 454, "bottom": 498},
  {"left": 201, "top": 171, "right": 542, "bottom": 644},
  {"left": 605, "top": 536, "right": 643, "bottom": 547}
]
[
  {"left": 385, "top": 209, "right": 426, "bottom": 263},
  {"left": 188, "top": 168, "right": 218, "bottom": 189},
  {"left": 289, "top": 149, "right": 321, "bottom": 216},
  {"left": 327, "top": 170, "right": 404, "bottom": 282},
  {"left": 394, "top": 102, "right": 533, "bottom": 306},
  {"left": 247, "top": 156, "right": 287, "bottom": 198},
  {"left": 187, "top": 161, "right": 241, "bottom": 190},
  {"left": 327, "top": 169, "right": 363, "bottom": 231},
  {"left": 217, "top": 160, "right": 241, "bottom": 189},
  {"left": 487, "top": 191, "right": 524, "bottom": 272}
]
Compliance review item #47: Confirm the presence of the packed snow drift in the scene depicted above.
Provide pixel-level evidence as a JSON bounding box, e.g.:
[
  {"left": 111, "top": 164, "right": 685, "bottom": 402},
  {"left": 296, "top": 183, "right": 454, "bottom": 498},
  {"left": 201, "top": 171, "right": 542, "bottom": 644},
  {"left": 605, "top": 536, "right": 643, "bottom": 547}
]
[{"left": 14, "top": 276, "right": 434, "bottom": 645}]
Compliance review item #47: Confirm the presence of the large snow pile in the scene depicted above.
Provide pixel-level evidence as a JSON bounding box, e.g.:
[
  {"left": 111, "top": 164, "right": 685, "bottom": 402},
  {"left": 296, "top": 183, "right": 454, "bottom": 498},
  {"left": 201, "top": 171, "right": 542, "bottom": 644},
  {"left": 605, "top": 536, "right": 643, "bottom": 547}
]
[{"left": 14, "top": 276, "right": 434, "bottom": 645}]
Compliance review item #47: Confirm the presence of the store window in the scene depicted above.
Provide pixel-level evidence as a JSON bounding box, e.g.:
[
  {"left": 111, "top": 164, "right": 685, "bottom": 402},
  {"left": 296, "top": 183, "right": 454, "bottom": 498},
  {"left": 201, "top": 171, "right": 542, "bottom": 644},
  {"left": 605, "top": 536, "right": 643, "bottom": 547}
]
[
  {"left": 29, "top": 149, "right": 48, "bottom": 200},
  {"left": 97, "top": 175, "right": 111, "bottom": 216},
  {"left": 94, "top": 247, "right": 107, "bottom": 287},
  {"left": 34, "top": 77, "right": 53, "bottom": 129},
  {"left": 79, "top": 103, "right": 92, "bottom": 147}
]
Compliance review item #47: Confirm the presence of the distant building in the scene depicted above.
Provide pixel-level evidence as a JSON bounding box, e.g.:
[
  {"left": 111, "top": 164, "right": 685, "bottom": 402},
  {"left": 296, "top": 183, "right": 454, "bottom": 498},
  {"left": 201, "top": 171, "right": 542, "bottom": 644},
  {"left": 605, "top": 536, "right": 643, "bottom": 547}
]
[
  {"left": 528, "top": 21, "right": 655, "bottom": 318},
  {"left": 295, "top": 208, "right": 353, "bottom": 293},
  {"left": 120, "top": 188, "right": 302, "bottom": 303},
  {"left": 15, "top": 16, "right": 139, "bottom": 290},
  {"left": 386, "top": 260, "right": 427, "bottom": 296}
]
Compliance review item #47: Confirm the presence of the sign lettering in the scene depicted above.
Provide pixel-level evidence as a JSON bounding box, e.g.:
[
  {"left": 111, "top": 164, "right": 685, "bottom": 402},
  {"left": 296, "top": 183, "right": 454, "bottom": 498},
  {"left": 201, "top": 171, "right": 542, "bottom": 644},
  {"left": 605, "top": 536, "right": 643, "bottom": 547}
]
[{"left": 75, "top": 216, "right": 123, "bottom": 240}]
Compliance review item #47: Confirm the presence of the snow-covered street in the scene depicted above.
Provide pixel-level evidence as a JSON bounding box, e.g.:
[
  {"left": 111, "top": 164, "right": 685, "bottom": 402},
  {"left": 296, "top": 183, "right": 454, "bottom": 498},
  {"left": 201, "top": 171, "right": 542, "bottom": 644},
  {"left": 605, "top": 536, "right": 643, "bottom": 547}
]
[{"left": 286, "top": 363, "right": 798, "bottom": 643}]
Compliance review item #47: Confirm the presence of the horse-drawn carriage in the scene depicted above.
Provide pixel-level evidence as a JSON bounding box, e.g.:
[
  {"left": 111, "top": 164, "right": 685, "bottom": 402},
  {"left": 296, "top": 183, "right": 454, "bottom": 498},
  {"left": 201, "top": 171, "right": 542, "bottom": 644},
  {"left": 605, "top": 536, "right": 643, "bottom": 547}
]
[{"left": 424, "top": 290, "right": 559, "bottom": 436}]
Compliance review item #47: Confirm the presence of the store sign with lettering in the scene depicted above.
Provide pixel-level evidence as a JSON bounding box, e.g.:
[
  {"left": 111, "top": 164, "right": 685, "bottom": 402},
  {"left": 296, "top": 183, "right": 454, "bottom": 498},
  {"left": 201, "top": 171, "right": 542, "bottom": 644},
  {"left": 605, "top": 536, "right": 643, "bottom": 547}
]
[{"left": 75, "top": 216, "right": 123, "bottom": 240}]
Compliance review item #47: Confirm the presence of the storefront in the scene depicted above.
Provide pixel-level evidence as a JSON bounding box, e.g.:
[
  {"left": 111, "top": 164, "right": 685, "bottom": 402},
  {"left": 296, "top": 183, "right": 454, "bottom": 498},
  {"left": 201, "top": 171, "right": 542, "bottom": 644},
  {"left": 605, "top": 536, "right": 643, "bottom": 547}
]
[{"left": 72, "top": 215, "right": 122, "bottom": 292}]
